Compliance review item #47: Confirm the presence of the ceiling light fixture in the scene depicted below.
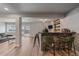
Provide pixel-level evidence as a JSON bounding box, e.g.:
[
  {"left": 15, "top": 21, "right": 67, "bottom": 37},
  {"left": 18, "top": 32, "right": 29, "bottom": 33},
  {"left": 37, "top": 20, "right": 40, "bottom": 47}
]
[{"left": 4, "top": 8, "right": 9, "bottom": 11}]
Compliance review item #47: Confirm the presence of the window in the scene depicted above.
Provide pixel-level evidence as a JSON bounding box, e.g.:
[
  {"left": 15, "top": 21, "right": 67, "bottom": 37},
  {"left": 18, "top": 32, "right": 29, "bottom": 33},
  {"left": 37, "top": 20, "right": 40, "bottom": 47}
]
[
  {"left": 22, "top": 23, "right": 30, "bottom": 34},
  {"left": 6, "top": 23, "right": 16, "bottom": 32},
  {"left": 0, "top": 23, "right": 5, "bottom": 33}
]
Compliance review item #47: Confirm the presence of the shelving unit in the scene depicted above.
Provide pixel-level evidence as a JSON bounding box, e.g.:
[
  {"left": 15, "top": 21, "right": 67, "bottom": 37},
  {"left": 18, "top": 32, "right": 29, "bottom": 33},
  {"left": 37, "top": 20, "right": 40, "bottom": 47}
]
[{"left": 53, "top": 19, "right": 61, "bottom": 32}]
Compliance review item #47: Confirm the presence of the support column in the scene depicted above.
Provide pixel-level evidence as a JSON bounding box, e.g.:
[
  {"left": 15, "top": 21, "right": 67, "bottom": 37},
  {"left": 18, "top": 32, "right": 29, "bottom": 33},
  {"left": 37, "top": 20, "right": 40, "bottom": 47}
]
[
  {"left": 5, "top": 22, "right": 7, "bottom": 33},
  {"left": 16, "top": 17, "right": 22, "bottom": 47}
]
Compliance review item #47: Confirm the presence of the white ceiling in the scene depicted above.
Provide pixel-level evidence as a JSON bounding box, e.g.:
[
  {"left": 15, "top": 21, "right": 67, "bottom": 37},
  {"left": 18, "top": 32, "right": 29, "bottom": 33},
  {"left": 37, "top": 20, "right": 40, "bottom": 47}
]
[{"left": 0, "top": 3, "right": 79, "bottom": 15}]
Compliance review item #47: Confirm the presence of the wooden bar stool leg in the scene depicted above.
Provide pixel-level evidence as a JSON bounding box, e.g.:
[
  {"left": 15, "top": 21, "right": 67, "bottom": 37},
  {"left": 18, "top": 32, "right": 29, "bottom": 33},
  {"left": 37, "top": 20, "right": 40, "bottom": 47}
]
[
  {"left": 53, "top": 43, "right": 55, "bottom": 56},
  {"left": 68, "top": 43, "right": 70, "bottom": 56},
  {"left": 68, "top": 48, "right": 70, "bottom": 56}
]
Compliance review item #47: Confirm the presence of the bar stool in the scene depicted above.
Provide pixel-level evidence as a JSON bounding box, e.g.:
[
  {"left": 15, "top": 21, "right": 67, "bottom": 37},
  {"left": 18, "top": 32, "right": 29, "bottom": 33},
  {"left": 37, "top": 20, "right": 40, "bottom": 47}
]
[
  {"left": 42, "top": 36, "right": 56, "bottom": 56},
  {"left": 61, "top": 36, "right": 76, "bottom": 56}
]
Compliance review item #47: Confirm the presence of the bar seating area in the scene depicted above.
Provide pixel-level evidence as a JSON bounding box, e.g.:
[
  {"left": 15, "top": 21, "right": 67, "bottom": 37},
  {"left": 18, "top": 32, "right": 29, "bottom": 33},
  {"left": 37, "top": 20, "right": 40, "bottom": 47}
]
[{"left": 41, "top": 32, "right": 76, "bottom": 56}]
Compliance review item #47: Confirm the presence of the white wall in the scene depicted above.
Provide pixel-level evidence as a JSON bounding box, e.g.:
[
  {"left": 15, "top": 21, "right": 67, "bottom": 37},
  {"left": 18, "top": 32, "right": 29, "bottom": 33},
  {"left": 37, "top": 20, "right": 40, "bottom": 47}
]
[
  {"left": 64, "top": 6, "right": 79, "bottom": 33},
  {"left": 30, "top": 22, "right": 44, "bottom": 36},
  {"left": 64, "top": 6, "right": 79, "bottom": 51},
  {"left": 22, "top": 17, "right": 63, "bottom": 36}
]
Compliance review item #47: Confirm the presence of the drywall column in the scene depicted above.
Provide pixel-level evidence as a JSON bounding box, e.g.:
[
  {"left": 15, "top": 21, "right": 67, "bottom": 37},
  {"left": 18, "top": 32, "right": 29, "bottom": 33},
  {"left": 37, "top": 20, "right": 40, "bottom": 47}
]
[
  {"left": 16, "top": 17, "right": 22, "bottom": 47},
  {"left": 5, "top": 22, "right": 7, "bottom": 33}
]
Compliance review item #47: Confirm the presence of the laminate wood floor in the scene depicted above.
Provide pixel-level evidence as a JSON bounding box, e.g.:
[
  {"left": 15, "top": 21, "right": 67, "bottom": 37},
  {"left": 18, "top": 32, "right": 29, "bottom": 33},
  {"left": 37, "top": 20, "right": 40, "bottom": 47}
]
[{"left": 0, "top": 36, "right": 78, "bottom": 56}]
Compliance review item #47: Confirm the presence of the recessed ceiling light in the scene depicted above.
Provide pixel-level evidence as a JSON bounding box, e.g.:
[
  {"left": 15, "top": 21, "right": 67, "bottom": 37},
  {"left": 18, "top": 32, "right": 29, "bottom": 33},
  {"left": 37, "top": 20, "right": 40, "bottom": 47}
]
[{"left": 4, "top": 8, "right": 9, "bottom": 11}]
